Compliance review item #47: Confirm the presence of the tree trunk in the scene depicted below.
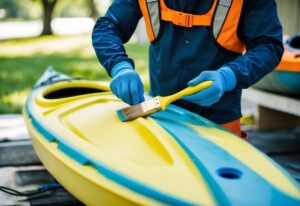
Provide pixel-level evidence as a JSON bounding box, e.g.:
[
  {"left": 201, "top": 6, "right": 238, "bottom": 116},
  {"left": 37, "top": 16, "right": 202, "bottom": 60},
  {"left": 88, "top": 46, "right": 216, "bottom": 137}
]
[
  {"left": 41, "top": 0, "right": 57, "bottom": 35},
  {"left": 88, "top": 0, "right": 99, "bottom": 20}
]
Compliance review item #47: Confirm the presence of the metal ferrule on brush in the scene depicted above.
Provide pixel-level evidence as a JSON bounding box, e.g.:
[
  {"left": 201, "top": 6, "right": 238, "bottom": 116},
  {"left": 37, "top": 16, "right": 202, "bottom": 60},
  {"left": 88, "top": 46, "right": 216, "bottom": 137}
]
[
  {"left": 141, "top": 97, "right": 161, "bottom": 113},
  {"left": 117, "top": 97, "right": 162, "bottom": 121}
]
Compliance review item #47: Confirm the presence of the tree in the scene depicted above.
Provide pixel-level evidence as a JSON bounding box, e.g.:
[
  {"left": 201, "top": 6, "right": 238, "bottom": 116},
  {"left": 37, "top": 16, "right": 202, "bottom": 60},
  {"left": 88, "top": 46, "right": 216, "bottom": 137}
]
[
  {"left": 0, "top": 0, "right": 38, "bottom": 19},
  {"left": 88, "top": 0, "right": 99, "bottom": 20},
  {"left": 38, "top": 0, "right": 99, "bottom": 36},
  {"left": 40, "top": 0, "right": 57, "bottom": 35}
]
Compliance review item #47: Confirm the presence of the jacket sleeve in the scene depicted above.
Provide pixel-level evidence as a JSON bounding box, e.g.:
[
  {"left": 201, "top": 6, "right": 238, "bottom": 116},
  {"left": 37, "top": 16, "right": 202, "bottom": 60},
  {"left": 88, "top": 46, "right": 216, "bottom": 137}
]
[
  {"left": 224, "top": 0, "right": 284, "bottom": 89},
  {"left": 92, "top": 0, "right": 142, "bottom": 76}
]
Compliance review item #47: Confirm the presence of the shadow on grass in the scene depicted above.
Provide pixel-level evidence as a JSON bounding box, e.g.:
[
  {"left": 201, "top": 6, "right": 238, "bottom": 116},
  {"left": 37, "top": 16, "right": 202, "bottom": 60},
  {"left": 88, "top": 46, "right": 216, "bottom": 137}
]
[
  {"left": 0, "top": 53, "right": 108, "bottom": 113},
  {"left": 0, "top": 34, "right": 86, "bottom": 44},
  {"left": 0, "top": 43, "right": 149, "bottom": 113}
]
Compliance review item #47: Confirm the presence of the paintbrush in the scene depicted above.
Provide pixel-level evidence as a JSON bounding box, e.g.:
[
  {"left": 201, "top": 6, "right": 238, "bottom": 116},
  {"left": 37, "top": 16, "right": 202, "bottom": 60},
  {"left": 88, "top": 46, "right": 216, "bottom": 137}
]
[{"left": 116, "top": 80, "right": 212, "bottom": 122}]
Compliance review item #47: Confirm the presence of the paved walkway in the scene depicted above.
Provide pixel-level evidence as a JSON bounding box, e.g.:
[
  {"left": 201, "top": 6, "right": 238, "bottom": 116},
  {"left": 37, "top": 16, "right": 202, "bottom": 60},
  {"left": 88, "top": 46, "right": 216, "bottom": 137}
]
[
  {"left": 0, "top": 18, "right": 95, "bottom": 40},
  {"left": 0, "top": 17, "right": 149, "bottom": 43}
]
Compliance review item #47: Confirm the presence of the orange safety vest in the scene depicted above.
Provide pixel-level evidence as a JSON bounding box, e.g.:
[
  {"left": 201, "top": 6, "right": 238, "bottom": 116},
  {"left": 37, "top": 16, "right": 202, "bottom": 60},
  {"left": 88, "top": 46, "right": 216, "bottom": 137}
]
[{"left": 138, "top": 0, "right": 245, "bottom": 53}]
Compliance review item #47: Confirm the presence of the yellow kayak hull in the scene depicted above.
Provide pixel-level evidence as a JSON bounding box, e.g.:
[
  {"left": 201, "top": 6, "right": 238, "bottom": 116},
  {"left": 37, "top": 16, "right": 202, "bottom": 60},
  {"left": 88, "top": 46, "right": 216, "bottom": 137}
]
[{"left": 24, "top": 69, "right": 300, "bottom": 206}]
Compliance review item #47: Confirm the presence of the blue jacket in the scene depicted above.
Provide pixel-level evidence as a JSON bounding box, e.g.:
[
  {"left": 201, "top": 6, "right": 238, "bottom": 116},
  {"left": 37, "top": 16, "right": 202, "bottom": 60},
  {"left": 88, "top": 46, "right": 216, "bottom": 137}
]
[{"left": 92, "top": 0, "right": 283, "bottom": 124}]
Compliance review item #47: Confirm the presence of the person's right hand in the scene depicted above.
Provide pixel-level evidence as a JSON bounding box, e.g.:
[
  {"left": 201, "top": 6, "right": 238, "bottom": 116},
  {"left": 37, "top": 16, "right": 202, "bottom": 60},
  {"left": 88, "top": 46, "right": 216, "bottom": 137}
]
[{"left": 110, "top": 63, "right": 145, "bottom": 105}]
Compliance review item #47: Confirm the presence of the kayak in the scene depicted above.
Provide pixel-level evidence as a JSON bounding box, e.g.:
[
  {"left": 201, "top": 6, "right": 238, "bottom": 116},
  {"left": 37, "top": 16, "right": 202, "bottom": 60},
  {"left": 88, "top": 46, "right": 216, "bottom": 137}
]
[
  {"left": 253, "top": 35, "right": 300, "bottom": 94},
  {"left": 24, "top": 68, "right": 300, "bottom": 206}
]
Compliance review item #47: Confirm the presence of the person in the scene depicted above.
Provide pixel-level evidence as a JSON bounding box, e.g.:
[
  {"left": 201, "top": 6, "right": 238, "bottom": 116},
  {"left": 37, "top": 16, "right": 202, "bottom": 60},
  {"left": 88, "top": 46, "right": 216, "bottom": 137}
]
[{"left": 92, "top": 0, "right": 283, "bottom": 138}]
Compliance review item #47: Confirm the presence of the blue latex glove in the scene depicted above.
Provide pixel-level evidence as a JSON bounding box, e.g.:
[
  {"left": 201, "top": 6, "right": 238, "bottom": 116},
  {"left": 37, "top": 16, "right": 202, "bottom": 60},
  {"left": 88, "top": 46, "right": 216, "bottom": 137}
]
[
  {"left": 110, "top": 61, "right": 145, "bottom": 105},
  {"left": 182, "top": 67, "right": 236, "bottom": 107}
]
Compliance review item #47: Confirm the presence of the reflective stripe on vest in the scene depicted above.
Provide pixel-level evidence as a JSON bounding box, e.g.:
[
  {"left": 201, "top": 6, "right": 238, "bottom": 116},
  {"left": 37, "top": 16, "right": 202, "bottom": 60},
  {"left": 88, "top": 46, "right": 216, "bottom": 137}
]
[{"left": 138, "top": 0, "right": 245, "bottom": 53}]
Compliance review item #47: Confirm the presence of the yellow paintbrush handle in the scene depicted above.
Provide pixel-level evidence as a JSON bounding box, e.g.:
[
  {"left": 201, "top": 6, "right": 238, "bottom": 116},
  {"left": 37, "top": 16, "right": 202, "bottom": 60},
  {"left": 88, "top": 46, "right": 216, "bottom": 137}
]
[{"left": 159, "top": 80, "right": 213, "bottom": 110}]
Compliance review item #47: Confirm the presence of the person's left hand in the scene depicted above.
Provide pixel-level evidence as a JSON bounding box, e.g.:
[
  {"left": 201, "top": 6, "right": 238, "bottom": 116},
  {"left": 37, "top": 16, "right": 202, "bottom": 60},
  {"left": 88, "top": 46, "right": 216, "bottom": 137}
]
[{"left": 182, "top": 67, "right": 236, "bottom": 107}]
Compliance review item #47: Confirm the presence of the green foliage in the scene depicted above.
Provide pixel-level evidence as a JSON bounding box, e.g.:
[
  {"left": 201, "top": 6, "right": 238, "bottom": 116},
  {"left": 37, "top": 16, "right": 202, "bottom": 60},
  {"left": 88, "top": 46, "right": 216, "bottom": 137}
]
[
  {"left": 54, "top": 0, "right": 92, "bottom": 18},
  {"left": 0, "top": 0, "right": 99, "bottom": 21},
  {"left": 0, "top": 34, "right": 149, "bottom": 113},
  {"left": 0, "top": 0, "right": 41, "bottom": 20}
]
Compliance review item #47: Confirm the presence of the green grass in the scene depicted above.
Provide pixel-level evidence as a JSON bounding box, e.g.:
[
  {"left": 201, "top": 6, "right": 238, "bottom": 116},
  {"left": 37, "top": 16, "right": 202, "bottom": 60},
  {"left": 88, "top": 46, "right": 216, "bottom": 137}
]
[{"left": 0, "top": 34, "right": 149, "bottom": 113}]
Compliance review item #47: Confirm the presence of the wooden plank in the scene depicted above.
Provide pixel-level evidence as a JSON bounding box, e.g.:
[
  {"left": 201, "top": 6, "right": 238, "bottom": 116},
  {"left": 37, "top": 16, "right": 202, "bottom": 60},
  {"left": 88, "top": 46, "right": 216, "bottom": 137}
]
[
  {"left": 242, "top": 88, "right": 300, "bottom": 116},
  {"left": 0, "top": 166, "right": 83, "bottom": 206},
  {"left": 248, "top": 127, "right": 300, "bottom": 155},
  {"left": 15, "top": 169, "right": 55, "bottom": 187},
  {"left": 248, "top": 127, "right": 300, "bottom": 182},
  {"left": 0, "top": 140, "right": 41, "bottom": 167},
  {"left": 258, "top": 106, "right": 300, "bottom": 130}
]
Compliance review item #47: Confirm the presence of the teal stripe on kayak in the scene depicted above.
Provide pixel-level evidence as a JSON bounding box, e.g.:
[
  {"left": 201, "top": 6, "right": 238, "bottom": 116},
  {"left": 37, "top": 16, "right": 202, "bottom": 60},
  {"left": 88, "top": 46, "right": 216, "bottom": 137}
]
[
  {"left": 151, "top": 105, "right": 300, "bottom": 206},
  {"left": 25, "top": 92, "right": 196, "bottom": 206}
]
